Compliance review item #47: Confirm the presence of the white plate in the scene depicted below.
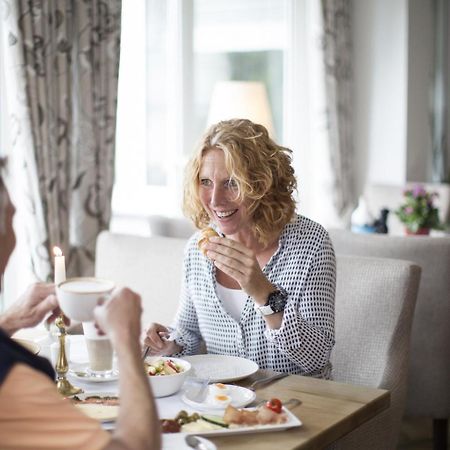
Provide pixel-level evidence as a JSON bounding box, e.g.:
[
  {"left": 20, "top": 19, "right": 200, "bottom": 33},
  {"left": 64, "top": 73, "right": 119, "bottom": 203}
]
[
  {"left": 183, "top": 407, "right": 302, "bottom": 437},
  {"left": 184, "top": 355, "right": 258, "bottom": 383},
  {"left": 182, "top": 384, "right": 256, "bottom": 411},
  {"left": 163, "top": 433, "right": 216, "bottom": 450},
  {"left": 70, "top": 363, "right": 119, "bottom": 382},
  {"left": 70, "top": 391, "right": 119, "bottom": 422}
]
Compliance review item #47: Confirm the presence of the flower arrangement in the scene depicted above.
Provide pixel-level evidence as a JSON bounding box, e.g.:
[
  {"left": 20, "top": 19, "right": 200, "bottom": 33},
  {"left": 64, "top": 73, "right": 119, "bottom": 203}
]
[{"left": 395, "top": 185, "right": 441, "bottom": 233}]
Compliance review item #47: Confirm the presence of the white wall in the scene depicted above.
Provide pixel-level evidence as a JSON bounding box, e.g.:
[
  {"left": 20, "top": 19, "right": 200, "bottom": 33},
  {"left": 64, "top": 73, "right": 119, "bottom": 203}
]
[{"left": 353, "top": 0, "right": 444, "bottom": 193}]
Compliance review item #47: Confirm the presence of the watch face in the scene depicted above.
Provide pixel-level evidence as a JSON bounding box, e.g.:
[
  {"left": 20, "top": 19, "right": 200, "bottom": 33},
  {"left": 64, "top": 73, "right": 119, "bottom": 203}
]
[{"left": 268, "top": 289, "right": 288, "bottom": 313}]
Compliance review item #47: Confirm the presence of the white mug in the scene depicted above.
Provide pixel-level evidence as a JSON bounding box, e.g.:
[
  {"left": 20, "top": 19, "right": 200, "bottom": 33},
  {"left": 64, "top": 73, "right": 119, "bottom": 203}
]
[{"left": 56, "top": 277, "right": 115, "bottom": 322}]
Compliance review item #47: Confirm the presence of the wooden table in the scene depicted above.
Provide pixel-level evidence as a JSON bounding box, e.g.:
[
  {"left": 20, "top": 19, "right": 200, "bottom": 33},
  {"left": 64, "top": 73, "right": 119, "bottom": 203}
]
[{"left": 210, "top": 370, "right": 390, "bottom": 450}]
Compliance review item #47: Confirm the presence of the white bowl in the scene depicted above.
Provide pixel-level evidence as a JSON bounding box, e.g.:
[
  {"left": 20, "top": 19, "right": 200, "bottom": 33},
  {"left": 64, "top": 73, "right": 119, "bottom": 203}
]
[{"left": 144, "top": 356, "right": 191, "bottom": 398}]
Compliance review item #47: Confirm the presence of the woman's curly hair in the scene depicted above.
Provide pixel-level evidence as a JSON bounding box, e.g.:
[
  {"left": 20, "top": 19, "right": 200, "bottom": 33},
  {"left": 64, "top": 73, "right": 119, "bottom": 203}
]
[{"left": 183, "top": 119, "right": 297, "bottom": 246}]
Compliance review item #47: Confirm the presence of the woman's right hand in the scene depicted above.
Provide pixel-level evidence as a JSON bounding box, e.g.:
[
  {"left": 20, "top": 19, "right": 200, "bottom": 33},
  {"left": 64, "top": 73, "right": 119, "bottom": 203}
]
[{"left": 143, "top": 322, "right": 181, "bottom": 356}]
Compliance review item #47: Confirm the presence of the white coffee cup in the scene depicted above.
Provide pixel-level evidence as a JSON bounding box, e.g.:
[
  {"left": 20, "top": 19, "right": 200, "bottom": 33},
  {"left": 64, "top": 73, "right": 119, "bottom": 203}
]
[
  {"left": 56, "top": 277, "right": 115, "bottom": 322},
  {"left": 82, "top": 322, "right": 113, "bottom": 376}
]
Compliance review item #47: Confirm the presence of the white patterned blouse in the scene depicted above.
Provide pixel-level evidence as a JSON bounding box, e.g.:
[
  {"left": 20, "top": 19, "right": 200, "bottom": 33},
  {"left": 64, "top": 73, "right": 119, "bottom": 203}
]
[{"left": 171, "top": 214, "right": 336, "bottom": 379}]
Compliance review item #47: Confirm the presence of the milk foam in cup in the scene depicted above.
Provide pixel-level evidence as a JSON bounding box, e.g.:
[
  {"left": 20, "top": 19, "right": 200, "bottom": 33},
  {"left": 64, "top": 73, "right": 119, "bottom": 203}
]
[{"left": 56, "top": 277, "right": 115, "bottom": 322}]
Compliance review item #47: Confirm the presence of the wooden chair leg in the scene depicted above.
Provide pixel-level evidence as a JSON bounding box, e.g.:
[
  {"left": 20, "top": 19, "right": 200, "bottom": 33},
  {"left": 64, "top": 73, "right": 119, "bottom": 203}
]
[{"left": 433, "top": 418, "right": 448, "bottom": 450}]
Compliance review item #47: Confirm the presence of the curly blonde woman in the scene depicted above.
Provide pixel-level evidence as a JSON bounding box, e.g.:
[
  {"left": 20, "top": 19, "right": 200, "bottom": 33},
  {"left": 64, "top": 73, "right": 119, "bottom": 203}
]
[{"left": 145, "top": 119, "right": 336, "bottom": 378}]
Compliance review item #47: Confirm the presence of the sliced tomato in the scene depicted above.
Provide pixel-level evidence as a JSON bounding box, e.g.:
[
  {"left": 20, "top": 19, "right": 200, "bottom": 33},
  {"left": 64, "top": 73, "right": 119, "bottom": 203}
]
[
  {"left": 265, "top": 398, "right": 282, "bottom": 414},
  {"left": 166, "top": 359, "right": 179, "bottom": 373}
]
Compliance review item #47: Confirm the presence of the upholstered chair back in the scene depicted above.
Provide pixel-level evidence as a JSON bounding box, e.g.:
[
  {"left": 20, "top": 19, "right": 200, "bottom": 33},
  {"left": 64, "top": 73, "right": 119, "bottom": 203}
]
[
  {"left": 332, "top": 255, "right": 420, "bottom": 450},
  {"left": 95, "top": 231, "right": 187, "bottom": 328},
  {"left": 330, "top": 230, "right": 450, "bottom": 448}
]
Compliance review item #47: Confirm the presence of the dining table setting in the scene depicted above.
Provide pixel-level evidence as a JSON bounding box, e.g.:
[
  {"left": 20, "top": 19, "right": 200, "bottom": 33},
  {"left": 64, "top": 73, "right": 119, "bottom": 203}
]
[{"left": 21, "top": 331, "right": 390, "bottom": 450}]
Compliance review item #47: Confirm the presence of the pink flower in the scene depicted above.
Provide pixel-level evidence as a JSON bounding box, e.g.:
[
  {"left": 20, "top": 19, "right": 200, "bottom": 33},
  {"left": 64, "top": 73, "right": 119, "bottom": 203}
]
[{"left": 412, "top": 185, "right": 426, "bottom": 198}]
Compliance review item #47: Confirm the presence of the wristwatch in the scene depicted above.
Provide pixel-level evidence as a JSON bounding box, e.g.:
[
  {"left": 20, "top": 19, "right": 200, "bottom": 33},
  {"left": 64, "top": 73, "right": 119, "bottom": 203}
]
[{"left": 254, "top": 287, "right": 288, "bottom": 316}]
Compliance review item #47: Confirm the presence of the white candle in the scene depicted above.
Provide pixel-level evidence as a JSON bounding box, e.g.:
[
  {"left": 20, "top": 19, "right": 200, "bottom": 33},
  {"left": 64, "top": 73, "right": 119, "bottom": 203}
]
[{"left": 53, "top": 246, "right": 66, "bottom": 285}]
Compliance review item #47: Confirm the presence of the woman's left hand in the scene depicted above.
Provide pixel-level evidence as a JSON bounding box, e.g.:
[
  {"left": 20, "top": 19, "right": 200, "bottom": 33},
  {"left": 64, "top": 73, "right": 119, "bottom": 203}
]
[{"left": 205, "top": 236, "right": 274, "bottom": 304}]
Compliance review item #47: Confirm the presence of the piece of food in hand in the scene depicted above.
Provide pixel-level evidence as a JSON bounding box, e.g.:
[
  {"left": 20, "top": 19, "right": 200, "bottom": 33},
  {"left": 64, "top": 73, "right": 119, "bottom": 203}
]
[{"left": 198, "top": 227, "right": 219, "bottom": 256}]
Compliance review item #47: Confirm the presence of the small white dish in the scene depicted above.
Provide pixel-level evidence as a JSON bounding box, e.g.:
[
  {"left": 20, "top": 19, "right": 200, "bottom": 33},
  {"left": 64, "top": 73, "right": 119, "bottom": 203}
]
[
  {"left": 182, "top": 384, "right": 256, "bottom": 411},
  {"left": 70, "top": 363, "right": 119, "bottom": 382}
]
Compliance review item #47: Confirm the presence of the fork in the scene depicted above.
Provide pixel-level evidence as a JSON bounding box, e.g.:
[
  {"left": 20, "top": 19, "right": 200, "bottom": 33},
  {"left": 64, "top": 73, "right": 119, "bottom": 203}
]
[{"left": 249, "top": 372, "right": 289, "bottom": 391}]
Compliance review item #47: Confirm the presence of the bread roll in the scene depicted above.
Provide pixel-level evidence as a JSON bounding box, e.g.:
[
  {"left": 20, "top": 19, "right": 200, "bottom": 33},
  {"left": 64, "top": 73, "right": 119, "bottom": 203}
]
[{"left": 198, "top": 227, "right": 219, "bottom": 255}]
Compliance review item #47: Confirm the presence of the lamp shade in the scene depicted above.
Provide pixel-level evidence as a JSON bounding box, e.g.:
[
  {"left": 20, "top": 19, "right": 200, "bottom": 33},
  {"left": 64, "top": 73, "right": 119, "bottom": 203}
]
[{"left": 207, "top": 81, "right": 275, "bottom": 137}]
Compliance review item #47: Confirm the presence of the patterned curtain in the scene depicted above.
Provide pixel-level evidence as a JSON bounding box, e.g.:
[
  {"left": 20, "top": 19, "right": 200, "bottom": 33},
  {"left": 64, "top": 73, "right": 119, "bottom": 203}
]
[
  {"left": 321, "top": 0, "right": 355, "bottom": 218},
  {"left": 0, "top": 0, "right": 121, "bottom": 282}
]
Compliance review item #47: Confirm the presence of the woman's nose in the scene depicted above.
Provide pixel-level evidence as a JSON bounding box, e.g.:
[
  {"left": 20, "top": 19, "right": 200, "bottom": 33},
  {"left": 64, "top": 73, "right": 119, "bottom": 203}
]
[{"left": 211, "top": 185, "right": 225, "bottom": 206}]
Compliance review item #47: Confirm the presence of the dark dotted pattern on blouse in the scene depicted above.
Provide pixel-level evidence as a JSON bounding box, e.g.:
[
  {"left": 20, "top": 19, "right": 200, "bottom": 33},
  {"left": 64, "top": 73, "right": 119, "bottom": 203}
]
[{"left": 172, "top": 215, "right": 336, "bottom": 379}]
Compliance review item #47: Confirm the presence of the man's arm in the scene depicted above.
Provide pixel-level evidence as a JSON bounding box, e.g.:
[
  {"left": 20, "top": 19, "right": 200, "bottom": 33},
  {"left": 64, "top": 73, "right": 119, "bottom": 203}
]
[{"left": 94, "top": 288, "right": 161, "bottom": 450}]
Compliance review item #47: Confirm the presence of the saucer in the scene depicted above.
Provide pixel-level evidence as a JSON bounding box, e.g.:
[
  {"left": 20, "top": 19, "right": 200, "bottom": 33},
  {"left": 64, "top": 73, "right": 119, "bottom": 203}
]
[
  {"left": 181, "top": 384, "right": 255, "bottom": 411},
  {"left": 70, "top": 363, "right": 119, "bottom": 382}
]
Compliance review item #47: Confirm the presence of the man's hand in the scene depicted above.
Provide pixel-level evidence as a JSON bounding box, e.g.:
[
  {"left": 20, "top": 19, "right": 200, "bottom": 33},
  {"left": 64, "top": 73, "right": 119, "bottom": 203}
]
[
  {"left": 0, "top": 283, "right": 59, "bottom": 336},
  {"left": 93, "top": 287, "right": 143, "bottom": 346}
]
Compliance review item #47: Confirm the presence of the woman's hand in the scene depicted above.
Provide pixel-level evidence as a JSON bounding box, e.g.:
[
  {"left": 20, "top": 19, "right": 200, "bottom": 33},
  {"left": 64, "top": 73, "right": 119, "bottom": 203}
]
[
  {"left": 144, "top": 322, "right": 181, "bottom": 356},
  {"left": 205, "top": 236, "right": 274, "bottom": 305},
  {"left": 0, "top": 283, "right": 59, "bottom": 336}
]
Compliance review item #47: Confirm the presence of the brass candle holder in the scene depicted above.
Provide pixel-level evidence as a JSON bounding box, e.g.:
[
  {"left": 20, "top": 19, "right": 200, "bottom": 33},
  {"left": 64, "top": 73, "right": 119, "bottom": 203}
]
[{"left": 55, "top": 315, "right": 83, "bottom": 396}]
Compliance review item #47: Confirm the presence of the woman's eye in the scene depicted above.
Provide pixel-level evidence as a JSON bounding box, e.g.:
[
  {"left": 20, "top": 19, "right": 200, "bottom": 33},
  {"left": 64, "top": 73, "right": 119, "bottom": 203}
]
[
  {"left": 200, "top": 179, "right": 211, "bottom": 186},
  {"left": 225, "top": 179, "right": 238, "bottom": 189}
]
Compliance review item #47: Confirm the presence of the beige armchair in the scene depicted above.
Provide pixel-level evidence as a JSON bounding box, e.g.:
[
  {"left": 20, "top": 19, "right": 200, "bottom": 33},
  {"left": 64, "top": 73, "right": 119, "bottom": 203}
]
[
  {"left": 95, "top": 231, "right": 187, "bottom": 328},
  {"left": 363, "top": 183, "right": 450, "bottom": 235},
  {"left": 330, "top": 230, "right": 450, "bottom": 449},
  {"left": 331, "top": 255, "right": 420, "bottom": 449}
]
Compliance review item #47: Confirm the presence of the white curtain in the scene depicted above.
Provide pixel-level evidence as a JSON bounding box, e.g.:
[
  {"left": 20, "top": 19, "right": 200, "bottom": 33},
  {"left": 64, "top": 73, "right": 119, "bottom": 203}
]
[
  {"left": 300, "top": 0, "right": 355, "bottom": 229},
  {"left": 0, "top": 0, "right": 121, "bottom": 286}
]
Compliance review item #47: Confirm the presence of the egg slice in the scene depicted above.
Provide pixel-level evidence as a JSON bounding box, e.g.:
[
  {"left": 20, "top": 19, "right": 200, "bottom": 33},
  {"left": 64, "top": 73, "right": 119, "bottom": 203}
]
[
  {"left": 209, "top": 383, "right": 229, "bottom": 397},
  {"left": 210, "top": 394, "right": 232, "bottom": 407}
]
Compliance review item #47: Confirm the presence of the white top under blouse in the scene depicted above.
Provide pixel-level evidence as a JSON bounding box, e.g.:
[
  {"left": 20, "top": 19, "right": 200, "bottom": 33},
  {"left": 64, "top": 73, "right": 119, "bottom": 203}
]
[{"left": 215, "top": 282, "right": 247, "bottom": 321}]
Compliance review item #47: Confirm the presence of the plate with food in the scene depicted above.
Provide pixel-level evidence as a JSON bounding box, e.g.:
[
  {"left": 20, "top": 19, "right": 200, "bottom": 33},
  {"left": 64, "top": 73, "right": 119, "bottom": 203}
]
[
  {"left": 69, "top": 392, "right": 120, "bottom": 422},
  {"left": 13, "top": 338, "right": 40, "bottom": 355},
  {"left": 160, "top": 398, "right": 301, "bottom": 437},
  {"left": 183, "top": 355, "right": 258, "bottom": 383},
  {"left": 182, "top": 383, "right": 256, "bottom": 411}
]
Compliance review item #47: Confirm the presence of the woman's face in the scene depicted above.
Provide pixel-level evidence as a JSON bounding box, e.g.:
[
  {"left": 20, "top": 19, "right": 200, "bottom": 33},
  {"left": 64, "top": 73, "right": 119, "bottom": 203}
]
[
  {"left": 198, "top": 148, "right": 251, "bottom": 237},
  {"left": 0, "top": 184, "right": 16, "bottom": 279}
]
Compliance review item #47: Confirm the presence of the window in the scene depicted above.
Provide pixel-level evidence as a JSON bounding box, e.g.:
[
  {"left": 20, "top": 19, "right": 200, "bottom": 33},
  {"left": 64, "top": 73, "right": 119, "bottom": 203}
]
[{"left": 113, "top": 0, "right": 303, "bottom": 235}]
